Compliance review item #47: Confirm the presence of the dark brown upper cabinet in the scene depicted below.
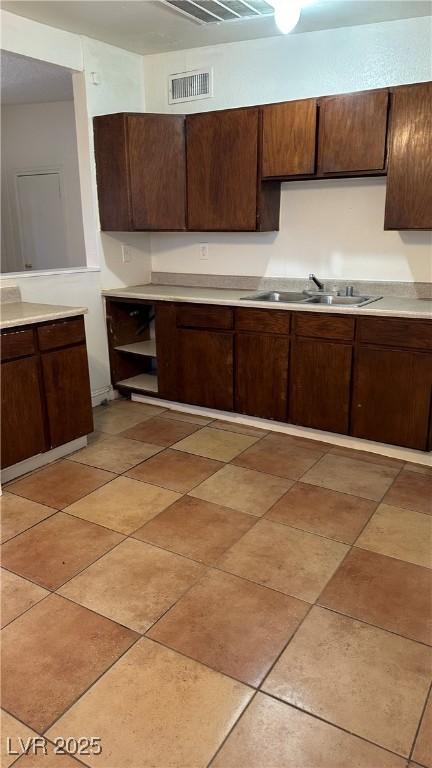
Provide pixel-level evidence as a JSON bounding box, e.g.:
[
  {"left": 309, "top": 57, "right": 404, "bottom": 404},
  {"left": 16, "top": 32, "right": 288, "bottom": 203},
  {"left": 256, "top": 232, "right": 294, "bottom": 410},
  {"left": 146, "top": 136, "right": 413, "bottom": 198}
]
[
  {"left": 384, "top": 82, "right": 432, "bottom": 230},
  {"left": 317, "top": 90, "right": 389, "bottom": 175},
  {"left": 186, "top": 108, "right": 280, "bottom": 231},
  {"left": 261, "top": 99, "right": 317, "bottom": 178},
  {"left": 93, "top": 113, "right": 186, "bottom": 231}
]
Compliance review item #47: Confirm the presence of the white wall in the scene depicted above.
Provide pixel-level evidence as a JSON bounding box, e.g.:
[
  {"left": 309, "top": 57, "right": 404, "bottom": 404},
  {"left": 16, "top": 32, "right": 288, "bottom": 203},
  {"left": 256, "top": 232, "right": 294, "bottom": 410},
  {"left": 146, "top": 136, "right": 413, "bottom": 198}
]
[
  {"left": 145, "top": 16, "right": 432, "bottom": 283},
  {"left": 0, "top": 11, "right": 152, "bottom": 401},
  {"left": 1, "top": 100, "right": 86, "bottom": 272}
]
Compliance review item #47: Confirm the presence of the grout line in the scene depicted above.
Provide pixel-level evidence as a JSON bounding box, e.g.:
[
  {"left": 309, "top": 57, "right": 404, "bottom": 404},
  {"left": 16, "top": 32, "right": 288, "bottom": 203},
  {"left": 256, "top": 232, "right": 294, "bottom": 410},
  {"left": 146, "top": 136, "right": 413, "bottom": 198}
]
[{"left": 408, "top": 679, "right": 432, "bottom": 762}]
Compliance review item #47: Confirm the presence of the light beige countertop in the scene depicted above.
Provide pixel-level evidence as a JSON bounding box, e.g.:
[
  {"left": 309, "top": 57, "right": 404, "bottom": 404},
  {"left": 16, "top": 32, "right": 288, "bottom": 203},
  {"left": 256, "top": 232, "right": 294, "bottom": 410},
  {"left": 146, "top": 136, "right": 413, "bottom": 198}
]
[
  {"left": 102, "top": 284, "right": 432, "bottom": 320},
  {"left": 0, "top": 302, "right": 88, "bottom": 330}
]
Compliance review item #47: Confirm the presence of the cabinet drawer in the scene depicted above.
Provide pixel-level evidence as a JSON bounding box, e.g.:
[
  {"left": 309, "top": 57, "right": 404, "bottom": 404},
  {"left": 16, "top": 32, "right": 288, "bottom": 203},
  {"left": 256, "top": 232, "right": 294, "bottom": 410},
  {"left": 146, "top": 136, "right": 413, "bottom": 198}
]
[
  {"left": 37, "top": 316, "right": 86, "bottom": 351},
  {"left": 235, "top": 308, "right": 290, "bottom": 334},
  {"left": 1, "top": 328, "right": 35, "bottom": 361},
  {"left": 357, "top": 317, "right": 432, "bottom": 351},
  {"left": 294, "top": 312, "right": 355, "bottom": 341},
  {"left": 176, "top": 304, "right": 233, "bottom": 330}
]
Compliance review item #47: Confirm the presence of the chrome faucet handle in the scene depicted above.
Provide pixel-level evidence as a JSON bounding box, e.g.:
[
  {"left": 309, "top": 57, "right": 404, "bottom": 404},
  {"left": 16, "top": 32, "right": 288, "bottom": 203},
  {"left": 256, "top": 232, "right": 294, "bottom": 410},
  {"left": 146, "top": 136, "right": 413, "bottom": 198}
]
[{"left": 345, "top": 285, "right": 355, "bottom": 296}]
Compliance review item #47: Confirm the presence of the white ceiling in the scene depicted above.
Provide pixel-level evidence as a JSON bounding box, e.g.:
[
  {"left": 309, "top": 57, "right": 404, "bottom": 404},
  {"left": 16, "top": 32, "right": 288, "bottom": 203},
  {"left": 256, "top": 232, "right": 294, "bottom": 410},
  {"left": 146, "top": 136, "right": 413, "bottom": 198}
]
[
  {"left": 2, "top": 0, "right": 431, "bottom": 55},
  {"left": 1, "top": 50, "right": 74, "bottom": 104}
]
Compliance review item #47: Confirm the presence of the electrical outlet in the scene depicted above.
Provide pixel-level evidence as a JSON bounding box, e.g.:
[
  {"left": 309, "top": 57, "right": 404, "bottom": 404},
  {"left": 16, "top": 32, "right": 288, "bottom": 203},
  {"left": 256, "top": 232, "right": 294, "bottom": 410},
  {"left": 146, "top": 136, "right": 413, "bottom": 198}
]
[
  {"left": 121, "top": 245, "right": 132, "bottom": 264},
  {"left": 199, "top": 243, "right": 209, "bottom": 261}
]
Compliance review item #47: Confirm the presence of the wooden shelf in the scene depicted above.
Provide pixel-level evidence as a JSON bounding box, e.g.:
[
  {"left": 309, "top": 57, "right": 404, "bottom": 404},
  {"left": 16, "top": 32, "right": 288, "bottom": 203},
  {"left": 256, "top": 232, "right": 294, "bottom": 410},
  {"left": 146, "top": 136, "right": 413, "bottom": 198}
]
[
  {"left": 114, "top": 340, "right": 156, "bottom": 357},
  {"left": 116, "top": 373, "right": 158, "bottom": 394}
]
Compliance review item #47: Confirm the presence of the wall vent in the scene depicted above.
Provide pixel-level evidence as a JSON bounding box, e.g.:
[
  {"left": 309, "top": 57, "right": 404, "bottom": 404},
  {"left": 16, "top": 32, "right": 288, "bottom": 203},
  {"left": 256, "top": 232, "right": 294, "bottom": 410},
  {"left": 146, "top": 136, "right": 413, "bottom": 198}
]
[{"left": 168, "top": 68, "right": 213, "bottom": 104}]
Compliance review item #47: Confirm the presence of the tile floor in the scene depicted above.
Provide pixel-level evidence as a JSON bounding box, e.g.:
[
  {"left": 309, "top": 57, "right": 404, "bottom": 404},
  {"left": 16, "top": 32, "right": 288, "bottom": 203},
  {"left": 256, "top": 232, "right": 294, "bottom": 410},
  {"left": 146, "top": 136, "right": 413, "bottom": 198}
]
[{"left": 1, "top": 398, "right": 431, "bottom": 768}]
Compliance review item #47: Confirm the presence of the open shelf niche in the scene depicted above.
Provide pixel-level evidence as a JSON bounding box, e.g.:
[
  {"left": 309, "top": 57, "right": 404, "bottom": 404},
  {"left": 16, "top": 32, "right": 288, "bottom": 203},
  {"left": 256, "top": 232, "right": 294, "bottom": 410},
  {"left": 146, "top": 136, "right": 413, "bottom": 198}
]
[{"left": 106, "top": 298, "right": 159, "bottom": 396}]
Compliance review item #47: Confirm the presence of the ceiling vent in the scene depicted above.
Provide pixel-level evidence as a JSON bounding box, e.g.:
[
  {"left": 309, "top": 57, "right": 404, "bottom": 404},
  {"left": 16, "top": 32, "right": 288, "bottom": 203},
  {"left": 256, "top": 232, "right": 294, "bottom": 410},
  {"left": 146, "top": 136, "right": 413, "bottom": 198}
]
[
  {"left": 162, "top": 0, "right": 274, "bottom": 24},
  {"left": 168, "top": 68, "right": 213, "bottom": 104}
]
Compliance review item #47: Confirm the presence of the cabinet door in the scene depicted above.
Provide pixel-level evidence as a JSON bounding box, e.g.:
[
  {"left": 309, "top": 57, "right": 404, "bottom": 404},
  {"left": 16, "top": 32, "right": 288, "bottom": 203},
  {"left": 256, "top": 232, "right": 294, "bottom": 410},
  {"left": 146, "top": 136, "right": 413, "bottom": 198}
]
[
  {"left": 290, "top": 338, "right": 353, "bottom": 434},
  {"left": 127, "top": 115, "right": 186, "bottom": 230},
  {"left": 352, "top": 346, "right": 432, "bottom": 450},
  {"left": 385, "top": 83, "right": 432, "bottom": 230},
  {"left": 1, "top": 358, "right": 47, "bottom": 468},
  {"left": 261, "top": 99, "right": 317, "bottom": 177},
  {"left": 236, "top": 333, "right": 289, "bottom": 421},
  {"left": 186, "top": 108, "right": 258, "bottom": 231},
  {"left": 42, "top": 345, "right": 93, "bottom": 448},
  {"left": 177, "top": 329, "right": 233, "bottom": 410},
  {"left": 318, "top": 91, "right": 389, "bottom": 174}
]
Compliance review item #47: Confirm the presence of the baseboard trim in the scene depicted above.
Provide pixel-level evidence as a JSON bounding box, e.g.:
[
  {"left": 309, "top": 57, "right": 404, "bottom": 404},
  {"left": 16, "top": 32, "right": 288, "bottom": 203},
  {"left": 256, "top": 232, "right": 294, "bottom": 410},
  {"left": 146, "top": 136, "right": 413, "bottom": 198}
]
[
  {"left": 131, "top": 394, "right": 431, "bottom": 466},
  {"left": 1, "top": 436, "right": 88, "bottom": 484},
  {"left": 91, "top": 385, "right": 116, "bottom": 407}
]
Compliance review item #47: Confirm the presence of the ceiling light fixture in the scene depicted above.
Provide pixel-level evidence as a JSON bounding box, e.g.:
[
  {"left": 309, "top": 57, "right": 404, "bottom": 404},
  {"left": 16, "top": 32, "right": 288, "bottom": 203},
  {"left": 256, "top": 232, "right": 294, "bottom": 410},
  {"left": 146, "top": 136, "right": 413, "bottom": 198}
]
[{"left": 269, "top": 0, "right": 301, "bottom": 34}]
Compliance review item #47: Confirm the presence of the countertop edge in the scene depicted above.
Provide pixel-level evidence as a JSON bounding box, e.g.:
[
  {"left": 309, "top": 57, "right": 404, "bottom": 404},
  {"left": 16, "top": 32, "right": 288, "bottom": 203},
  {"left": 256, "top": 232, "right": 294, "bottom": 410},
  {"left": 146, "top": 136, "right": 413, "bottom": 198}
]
[
  {"left": 101, "top": 287, "right": 431, "bottom": 321},
  {"left": 0, "top": 306, "right": 88, "bottom": 330}
]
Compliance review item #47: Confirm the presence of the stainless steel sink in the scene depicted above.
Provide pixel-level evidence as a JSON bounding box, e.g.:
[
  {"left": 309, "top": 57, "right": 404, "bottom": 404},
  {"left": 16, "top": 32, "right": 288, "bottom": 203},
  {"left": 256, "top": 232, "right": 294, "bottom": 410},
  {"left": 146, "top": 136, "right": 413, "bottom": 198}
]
[
  {"left": 240, "top": 291, "right": 311, "bottom": 304},
  {"left": 305, "top": 294, "right": 382, "bottom": 307},
  {"left": 240, "top": 291, "right": 382, "bottom": 308}
]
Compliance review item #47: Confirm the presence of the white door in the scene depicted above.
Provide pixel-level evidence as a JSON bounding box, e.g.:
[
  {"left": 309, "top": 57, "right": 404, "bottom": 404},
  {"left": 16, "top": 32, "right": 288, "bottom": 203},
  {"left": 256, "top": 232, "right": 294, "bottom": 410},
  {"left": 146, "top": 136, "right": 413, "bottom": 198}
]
[{"left": 16, "top": 171, "right": 68, "bottom": 270}]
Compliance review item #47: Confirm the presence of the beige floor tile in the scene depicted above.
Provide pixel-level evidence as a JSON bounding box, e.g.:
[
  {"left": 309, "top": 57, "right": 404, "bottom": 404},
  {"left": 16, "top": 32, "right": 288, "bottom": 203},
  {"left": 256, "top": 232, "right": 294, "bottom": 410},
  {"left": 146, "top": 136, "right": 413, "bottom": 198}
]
[
  {"left": 172, "top": 427, "right": 259, "bottom": 462},
  {"left": 383, "top": 470, "right": 432, "bottom": 515},
  {"left": 63, "top": 476, "right": 180, "bottom": 534},
  {"left": 148, "top": 570, "right": 308, "bottom": 686},
  {"left": 232, "top": 433, "right": 324, "bottom": 480},
  {"left": 211, "top": 419, "right": 268, "bottom": 437},
  {"left": 329, "top": 445, "right": 404, "bottom": 470},
  {"left": 356, "top": 503, "right": 432, "bottom": 569},
  {"left": 1, "top": 512, "right": 123, "bottom": 590},
  {"left": 58, "top": 538, "right": 204, "bottom": 633},
  {"left": 404, "top": 461, "right": 432, "bottom": 477},
  {"left": 7, "top": 460, "right": 115, "bottom": 509},
  {"left": 126, "top": 448, "right": 222, "bottom": 493},
  {"left": 301, "top": 453, "right": 399, "bottom": 501},
  {"left": 263, "top": 606, "right": 432, "bottom": 756},
  {"left": 190, "top": 464, "right": 293, "bottom": 517},
  {"left": 69, "top": 435, "right": 162, "bottom": 473},
  {"left": 93, "top": 401, "right": 164, "bottom": 434},
  {"left": 267, "top": 482, "right": 376, "bottom": 544},
  {"left": 217, "top": 519, "right": 348, "bottom": 602},
  {"left": 413, "top": 692, "right": 432, "bottom": 768},
  {"left": 0, "top": 493, "right": 56, "bottom": 543},
  {"left": 134, "top": 495, "right": 255, "bottom": 564},
  {"left": 46, "top": 639, "right": 253, "bottom": 768},
  {"left": 1, "top": 569, "right": 48, "bottom": 628},
  {"left": 212, "top": 694, "right": 407, "bottom": 768},
  {"left": 121, "top": 416, "right": 200, "bottom": 446},
  {"left": 160, "top": 409, "right": 213, "bottom": 425},
  {"left": 1, "top": 710, "right": 39, "bottom": 768},
  {"left": 2, "top": 594, "right": 137, "bottom": 732},
  {"left": 319, "top": 548, "right": 432, "bottom": 645}
]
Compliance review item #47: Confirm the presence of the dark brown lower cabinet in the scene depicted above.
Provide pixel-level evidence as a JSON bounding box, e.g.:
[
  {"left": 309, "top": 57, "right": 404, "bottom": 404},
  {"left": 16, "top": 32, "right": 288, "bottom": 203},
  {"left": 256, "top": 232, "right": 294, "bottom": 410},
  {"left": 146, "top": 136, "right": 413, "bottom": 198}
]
[
  {"left": 1, "top": 357, "right": 47, "bottom": 468},
  {"left": 236, "top": 332, "right": 289, "bottom": 421},
  {"left": 352, "top": 346, "right": 432, "bottom": 450},
  {"left": 41, "top": 345, "right": 93, "bottom": 449},
  {"left": 290, "top": 338, "right": 353, "bottom": 434},
  {"left": 177, "top": 328, "right": 233, "bottom": 411}
]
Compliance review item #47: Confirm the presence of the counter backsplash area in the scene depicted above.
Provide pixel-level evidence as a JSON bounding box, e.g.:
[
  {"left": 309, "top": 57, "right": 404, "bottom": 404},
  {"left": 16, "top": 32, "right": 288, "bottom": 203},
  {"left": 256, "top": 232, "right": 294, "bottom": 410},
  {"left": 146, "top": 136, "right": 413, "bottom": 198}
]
[{"left": 150, "top": 273, "right": 432, "bottom": 300}]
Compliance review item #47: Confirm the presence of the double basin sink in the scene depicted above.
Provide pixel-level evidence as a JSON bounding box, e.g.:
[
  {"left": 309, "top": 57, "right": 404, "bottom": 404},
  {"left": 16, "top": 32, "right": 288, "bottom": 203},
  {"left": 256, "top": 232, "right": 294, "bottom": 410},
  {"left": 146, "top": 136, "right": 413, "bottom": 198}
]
[{"left": 241, "top": 291, "right": 382, "bottom": 308}]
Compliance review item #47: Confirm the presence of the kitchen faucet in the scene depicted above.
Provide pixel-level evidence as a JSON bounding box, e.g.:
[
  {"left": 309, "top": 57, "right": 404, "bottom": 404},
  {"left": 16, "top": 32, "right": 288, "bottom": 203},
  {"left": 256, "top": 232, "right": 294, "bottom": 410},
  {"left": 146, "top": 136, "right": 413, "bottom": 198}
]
[{"left": 309, "top": 273, "right": 324, "bottom": 291}]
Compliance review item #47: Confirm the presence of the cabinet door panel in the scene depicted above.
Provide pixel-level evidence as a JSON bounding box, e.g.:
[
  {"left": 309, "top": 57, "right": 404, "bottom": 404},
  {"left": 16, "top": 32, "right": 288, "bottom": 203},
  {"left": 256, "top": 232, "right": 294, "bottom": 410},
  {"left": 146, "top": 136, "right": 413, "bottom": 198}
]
[
  {"left": 352, "top": 346, "right": 432, "bottom": 450},
  {"left": 186, "top": 109, "right": 258, "bottom": 231},
  {"left": 318, "top": 91, "right": 389, "bottom": 174},
  {"left": 262, "top": 99, "right": 317, "bottom": 177},
  {"left": 128, "top": 115, "right": 186, "bottom": 230},
  {"left": 42, "top": 345, "right": 93, "bottom": 448},
  {"left": 1, "top": 358, "right": 47, "bottom": 468},
  {"left": 290, "top": 339, "right": 352, "bottom": 434},
  {"left": 236, "top": 333, "right": 289, "bottom": 421},
  {"left": 385, "top": 82, "right": 432, "bottom": 230},
  {"left": 177, "top": 329, "right": 233, "bottom": 410}
]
